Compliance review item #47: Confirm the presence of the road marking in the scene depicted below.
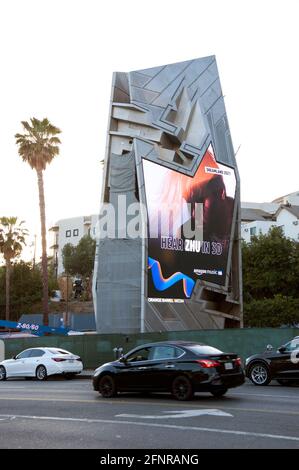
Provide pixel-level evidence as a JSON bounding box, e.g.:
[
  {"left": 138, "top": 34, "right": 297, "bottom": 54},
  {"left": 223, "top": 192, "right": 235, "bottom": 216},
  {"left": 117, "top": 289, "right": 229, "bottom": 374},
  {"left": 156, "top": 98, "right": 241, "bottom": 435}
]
[
  {"left": 0, "top": 388, "right": 90, "bottom": 394},
  {"left": 116, "top": 409, "right": 233, "bottom": 419},
  {"left": 0, "top": 396, "right": 299, "bottom": 416},
  {"left": 231, "top": 392, "right": 299, "bottom": 400},
  {"left": 0, "top": 396, "right": 95, "bottom": 403},
  {"left": 0, "top": 413, "right": 299, "bottom": 443},
  {"left": 1, "top": 388, "right": 297, "bottom": 400},
  {"left": 0, "top": 387, "right": 26, "bottom": 390},
  {"left": 0, "top": 395, "right": 299, "bottom": 417}
]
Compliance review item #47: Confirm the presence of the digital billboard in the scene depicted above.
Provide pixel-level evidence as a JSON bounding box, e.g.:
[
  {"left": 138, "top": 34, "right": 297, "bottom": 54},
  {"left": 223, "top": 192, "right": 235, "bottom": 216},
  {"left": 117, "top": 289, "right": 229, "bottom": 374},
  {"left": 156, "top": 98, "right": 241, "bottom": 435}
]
[{"left": 143, "top": 145, "right": 236, "bottom": 300}]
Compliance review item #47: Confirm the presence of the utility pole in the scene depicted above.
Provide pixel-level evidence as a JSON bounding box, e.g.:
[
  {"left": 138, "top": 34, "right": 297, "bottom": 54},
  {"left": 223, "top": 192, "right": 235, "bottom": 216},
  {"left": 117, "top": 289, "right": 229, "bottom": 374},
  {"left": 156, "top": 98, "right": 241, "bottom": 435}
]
[{"left": 66, "top": 273, "right": 69, "bottom": 328}]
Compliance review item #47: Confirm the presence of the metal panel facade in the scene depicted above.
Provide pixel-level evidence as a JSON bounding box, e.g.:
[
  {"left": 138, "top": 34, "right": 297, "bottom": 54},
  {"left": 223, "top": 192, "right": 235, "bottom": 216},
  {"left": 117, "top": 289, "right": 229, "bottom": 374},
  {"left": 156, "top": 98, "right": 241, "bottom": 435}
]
[{"left": 93, "top": 56, "right": 242, "bottom": 333}]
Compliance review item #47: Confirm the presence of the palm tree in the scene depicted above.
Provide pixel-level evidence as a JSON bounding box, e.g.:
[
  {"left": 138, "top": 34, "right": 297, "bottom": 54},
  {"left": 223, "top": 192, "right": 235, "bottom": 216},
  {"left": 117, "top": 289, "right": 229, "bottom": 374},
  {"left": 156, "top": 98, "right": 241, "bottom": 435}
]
[
  {"left": 15, "top": 118, "right": 61, "bottom": 326},
  {"left": 0, "top": 217, "right": 28, "bottom": 321}
]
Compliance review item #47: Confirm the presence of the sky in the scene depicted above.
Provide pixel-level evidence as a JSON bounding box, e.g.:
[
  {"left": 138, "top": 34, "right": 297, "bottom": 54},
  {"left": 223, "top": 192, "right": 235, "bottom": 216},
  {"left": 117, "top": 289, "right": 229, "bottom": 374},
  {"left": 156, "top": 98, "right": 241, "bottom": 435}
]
[{"left": 0, "top": 0, "right": 299, "bottom": 258}]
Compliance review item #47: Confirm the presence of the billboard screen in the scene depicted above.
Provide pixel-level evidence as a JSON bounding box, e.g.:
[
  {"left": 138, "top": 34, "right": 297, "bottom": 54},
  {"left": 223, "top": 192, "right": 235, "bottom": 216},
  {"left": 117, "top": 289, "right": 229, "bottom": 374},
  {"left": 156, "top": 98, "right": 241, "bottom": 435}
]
[{"left": 143, "top": 145, "right": 236, "bottom": 300}]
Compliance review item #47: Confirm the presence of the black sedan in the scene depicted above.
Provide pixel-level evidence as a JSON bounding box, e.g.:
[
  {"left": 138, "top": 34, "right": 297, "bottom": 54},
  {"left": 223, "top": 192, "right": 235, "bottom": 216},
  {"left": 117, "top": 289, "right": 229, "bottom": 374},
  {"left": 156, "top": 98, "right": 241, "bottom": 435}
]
[
  {"left": 93, "top": 341, "right": 245, "bottom": 400},
  {"left": 245, "top": 336, "right": 299, "bottom": 386}
]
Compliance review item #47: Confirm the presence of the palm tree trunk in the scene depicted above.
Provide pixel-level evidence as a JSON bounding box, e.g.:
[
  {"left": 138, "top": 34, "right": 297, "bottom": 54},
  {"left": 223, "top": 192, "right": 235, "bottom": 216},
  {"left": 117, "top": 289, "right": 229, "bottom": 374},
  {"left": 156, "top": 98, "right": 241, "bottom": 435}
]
[
  {"left": 37, "top": 169, "right": 49, "bottom": 326},
  {"left": 5, "top": 258, "right": 10, "bottom": 321}
]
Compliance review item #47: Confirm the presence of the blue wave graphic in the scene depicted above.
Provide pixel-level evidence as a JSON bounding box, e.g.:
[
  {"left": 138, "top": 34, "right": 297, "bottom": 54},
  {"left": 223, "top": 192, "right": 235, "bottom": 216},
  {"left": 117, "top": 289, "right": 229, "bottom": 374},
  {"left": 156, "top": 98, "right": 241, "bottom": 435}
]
[{"left": 148, "top": 257, "right": 195, "bottom": 298}]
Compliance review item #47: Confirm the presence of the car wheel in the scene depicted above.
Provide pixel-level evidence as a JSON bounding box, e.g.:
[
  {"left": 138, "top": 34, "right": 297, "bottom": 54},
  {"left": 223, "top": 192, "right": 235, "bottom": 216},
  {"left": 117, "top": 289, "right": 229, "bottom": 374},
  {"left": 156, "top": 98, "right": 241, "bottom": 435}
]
[
  {"left": 249, "top": 363, "right": 271, "bottom": 386},
  {"left": 36, "top": 365, "right": 48, "bottom": 381},
  {"left": 98, "top": 375, "right": 117, "bottom": 398},
  {"left": 0, "top": 366, "right": 6, "bottom": 381},
  {"left": 172, "top": 375, "right": 194, "bottom": 401},
  {"left": 210, "top": 387, "right": 228, "bottom": 398}
]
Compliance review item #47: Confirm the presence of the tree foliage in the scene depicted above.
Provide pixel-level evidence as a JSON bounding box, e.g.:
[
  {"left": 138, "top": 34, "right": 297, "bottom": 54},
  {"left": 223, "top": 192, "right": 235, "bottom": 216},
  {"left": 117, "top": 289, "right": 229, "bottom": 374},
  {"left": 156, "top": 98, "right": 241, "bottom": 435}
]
[
  {"left": 0, "top": 261, "right": 58, "bottom": 321},
  {"left": 244, "top": 295, "right": 299, "bottom": 327},
  {"left": 62, "top": 235, "right": 96, "bottom": 278},
  {"left": 243, "top": 226, "right": 299, "bottom": 327},
  {"left": 0, "top": 217, "right": 28, "bottom": 320},
  {"left": 15, "top": 117, "right": 61, "bottom": 171}
]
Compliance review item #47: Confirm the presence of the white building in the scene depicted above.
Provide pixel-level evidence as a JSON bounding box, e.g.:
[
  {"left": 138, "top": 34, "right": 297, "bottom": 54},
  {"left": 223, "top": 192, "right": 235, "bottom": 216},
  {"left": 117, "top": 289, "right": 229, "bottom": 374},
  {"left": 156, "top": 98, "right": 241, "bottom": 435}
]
[
  {"left": 49, "top": 215, "right": 98, "bottom": 276},
  {"left": 241, "top": 191, "right": 299, "bottom": 243}
]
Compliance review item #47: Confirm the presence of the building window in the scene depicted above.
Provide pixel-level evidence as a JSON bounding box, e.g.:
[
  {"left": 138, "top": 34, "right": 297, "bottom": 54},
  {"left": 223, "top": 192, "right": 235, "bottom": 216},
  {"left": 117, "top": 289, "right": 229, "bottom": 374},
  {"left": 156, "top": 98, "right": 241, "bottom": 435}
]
[
  {"left": 250, "top": 227, "right": 256, "bottom": 237},
  {"left": 73, "top": 229, "right": 79, "bottom": 237},
  {"left": 66, "top": 230, "right": 71, "bottom": 238}
]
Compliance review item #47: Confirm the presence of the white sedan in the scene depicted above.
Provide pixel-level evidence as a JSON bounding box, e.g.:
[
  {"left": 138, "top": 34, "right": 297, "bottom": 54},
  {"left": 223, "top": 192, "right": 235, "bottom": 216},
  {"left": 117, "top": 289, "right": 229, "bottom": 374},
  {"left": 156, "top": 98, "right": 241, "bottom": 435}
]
[{"left": 0, "top": 347, "right": 83, "bottom": 381}]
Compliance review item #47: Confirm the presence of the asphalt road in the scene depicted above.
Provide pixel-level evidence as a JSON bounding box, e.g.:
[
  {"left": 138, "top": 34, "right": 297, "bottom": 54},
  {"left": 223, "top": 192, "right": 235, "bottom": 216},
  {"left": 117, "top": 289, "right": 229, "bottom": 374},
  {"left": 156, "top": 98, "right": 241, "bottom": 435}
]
[{"left": 0, "top": 378, "right": 298, "bottom": 449}]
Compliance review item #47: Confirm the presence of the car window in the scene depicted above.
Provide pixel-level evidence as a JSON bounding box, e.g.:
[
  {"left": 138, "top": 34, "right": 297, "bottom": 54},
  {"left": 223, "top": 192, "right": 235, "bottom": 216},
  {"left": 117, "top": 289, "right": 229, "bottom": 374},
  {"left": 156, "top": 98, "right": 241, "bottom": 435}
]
[
  {"left": 48, "top": 349, "right": 69, "bottom": 355},
  {"left": 187, "top": 345, "right": 223, "bottom": 356},
  {"left": 284, "top": 340, "right": 299, "bottom": 352},
  {"left": 16, "top": 350, "right": 32, "bottom": 359},
  {"left": 29, "top": 349, "right": 46, "bottom": 358},
  {"left": 150, "top": 346, "right": 183, "bottom": 360},
  {"left": 126, "top": 347, "right": 152, "bottom": 362}
]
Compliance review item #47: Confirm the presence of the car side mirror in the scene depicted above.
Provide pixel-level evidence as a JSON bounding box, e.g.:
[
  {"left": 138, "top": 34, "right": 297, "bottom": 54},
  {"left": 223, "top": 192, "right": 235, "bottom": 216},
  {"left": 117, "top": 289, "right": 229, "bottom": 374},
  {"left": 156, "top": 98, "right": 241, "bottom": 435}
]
[
  {"left": 266, "top": 344, "right": 273, "bottom": 351},
  {"left": 278, "top": 346, "right": 286, "bottom": 353},
  {"left": 119, "top": 355, "right": 127, "bottom": 363},
  {"left": 12, "top": 355, "right": 16, "bottom": 360}
]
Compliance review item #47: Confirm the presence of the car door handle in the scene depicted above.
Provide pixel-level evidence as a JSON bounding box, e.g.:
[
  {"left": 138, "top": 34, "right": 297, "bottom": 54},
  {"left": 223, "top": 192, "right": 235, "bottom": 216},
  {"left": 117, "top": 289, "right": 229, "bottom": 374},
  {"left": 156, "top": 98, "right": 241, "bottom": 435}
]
[
  {"left": 137, "top": 367, "right": 147, "bottom": 370},
  {"left": 165, "top": 365, "right": 175, "bottom": 369}
]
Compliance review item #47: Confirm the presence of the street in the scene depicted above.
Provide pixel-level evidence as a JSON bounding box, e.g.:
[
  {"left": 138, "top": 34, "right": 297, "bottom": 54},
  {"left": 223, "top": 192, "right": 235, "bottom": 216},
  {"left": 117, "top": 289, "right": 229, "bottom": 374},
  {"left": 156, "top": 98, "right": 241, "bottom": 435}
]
[{"left": 0, "top": 378, "right": 298, "bottom": 449}]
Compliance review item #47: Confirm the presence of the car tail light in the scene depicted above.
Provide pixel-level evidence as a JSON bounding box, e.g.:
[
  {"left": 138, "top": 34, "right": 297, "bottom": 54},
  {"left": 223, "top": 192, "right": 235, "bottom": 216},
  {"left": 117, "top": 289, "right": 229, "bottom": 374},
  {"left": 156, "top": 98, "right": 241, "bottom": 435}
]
[
  {"left": 52, "top": 358, "right": 67, "bottom": 362},
  {"left": 76, "top": 357, "right": 82, "bottom": 362},
  {"left": 235, "top": 358, "right": 242, "bottom": 366},
  {"left": 196, "top": 359, "right": 220, "bottom": 368}
]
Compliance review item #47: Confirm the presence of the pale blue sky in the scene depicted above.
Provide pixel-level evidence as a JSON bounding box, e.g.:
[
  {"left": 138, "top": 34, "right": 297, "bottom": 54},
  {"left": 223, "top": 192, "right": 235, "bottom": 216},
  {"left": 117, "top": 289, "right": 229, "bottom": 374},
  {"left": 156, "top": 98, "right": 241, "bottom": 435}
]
[{"left": 0, "top": 0, "right": 298, "bottom": 256}]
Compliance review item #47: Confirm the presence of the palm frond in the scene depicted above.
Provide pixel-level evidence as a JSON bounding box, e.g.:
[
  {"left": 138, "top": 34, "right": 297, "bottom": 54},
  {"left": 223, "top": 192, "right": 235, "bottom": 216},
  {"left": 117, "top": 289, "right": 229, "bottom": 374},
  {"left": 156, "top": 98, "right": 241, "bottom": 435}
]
[
  {"left": 15, "top": 117, "right": 61, "bottom": 171},
  {"left": 0, "top": 217, "right": 28, "bottom": 260}
]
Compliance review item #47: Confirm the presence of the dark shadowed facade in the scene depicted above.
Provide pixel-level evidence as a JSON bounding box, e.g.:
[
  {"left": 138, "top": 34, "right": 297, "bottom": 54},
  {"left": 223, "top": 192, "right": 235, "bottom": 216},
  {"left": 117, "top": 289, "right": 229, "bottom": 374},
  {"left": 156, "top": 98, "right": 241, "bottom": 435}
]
[{"left": 93, "top": 56, "right": 242, "bottom": 333}]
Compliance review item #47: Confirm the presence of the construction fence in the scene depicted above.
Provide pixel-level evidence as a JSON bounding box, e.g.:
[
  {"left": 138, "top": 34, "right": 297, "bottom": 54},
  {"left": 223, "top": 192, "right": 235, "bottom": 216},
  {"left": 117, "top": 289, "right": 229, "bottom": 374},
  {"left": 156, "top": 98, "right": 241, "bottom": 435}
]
[{"left": 1, "top": 327, "right": 298, "bottom": 369}]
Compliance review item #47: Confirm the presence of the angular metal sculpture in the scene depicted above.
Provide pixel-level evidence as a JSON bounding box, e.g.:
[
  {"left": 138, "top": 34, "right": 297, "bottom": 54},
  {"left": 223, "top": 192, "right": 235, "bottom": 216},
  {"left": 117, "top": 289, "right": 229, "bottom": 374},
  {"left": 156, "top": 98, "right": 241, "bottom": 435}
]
[{"left": 93, "top": 56, "right": 242, "bottom": 333}]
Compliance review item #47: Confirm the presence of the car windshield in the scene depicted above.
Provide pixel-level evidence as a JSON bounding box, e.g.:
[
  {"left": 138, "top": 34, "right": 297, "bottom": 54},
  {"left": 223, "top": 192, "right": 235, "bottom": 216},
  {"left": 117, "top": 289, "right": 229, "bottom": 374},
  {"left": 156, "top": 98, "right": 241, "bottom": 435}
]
[
  {"left": 187, "top": 345, "right": 223, "bottom": 356},
  {"left": 284, "top": 339, "right": 299, "bottom": 352}
]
